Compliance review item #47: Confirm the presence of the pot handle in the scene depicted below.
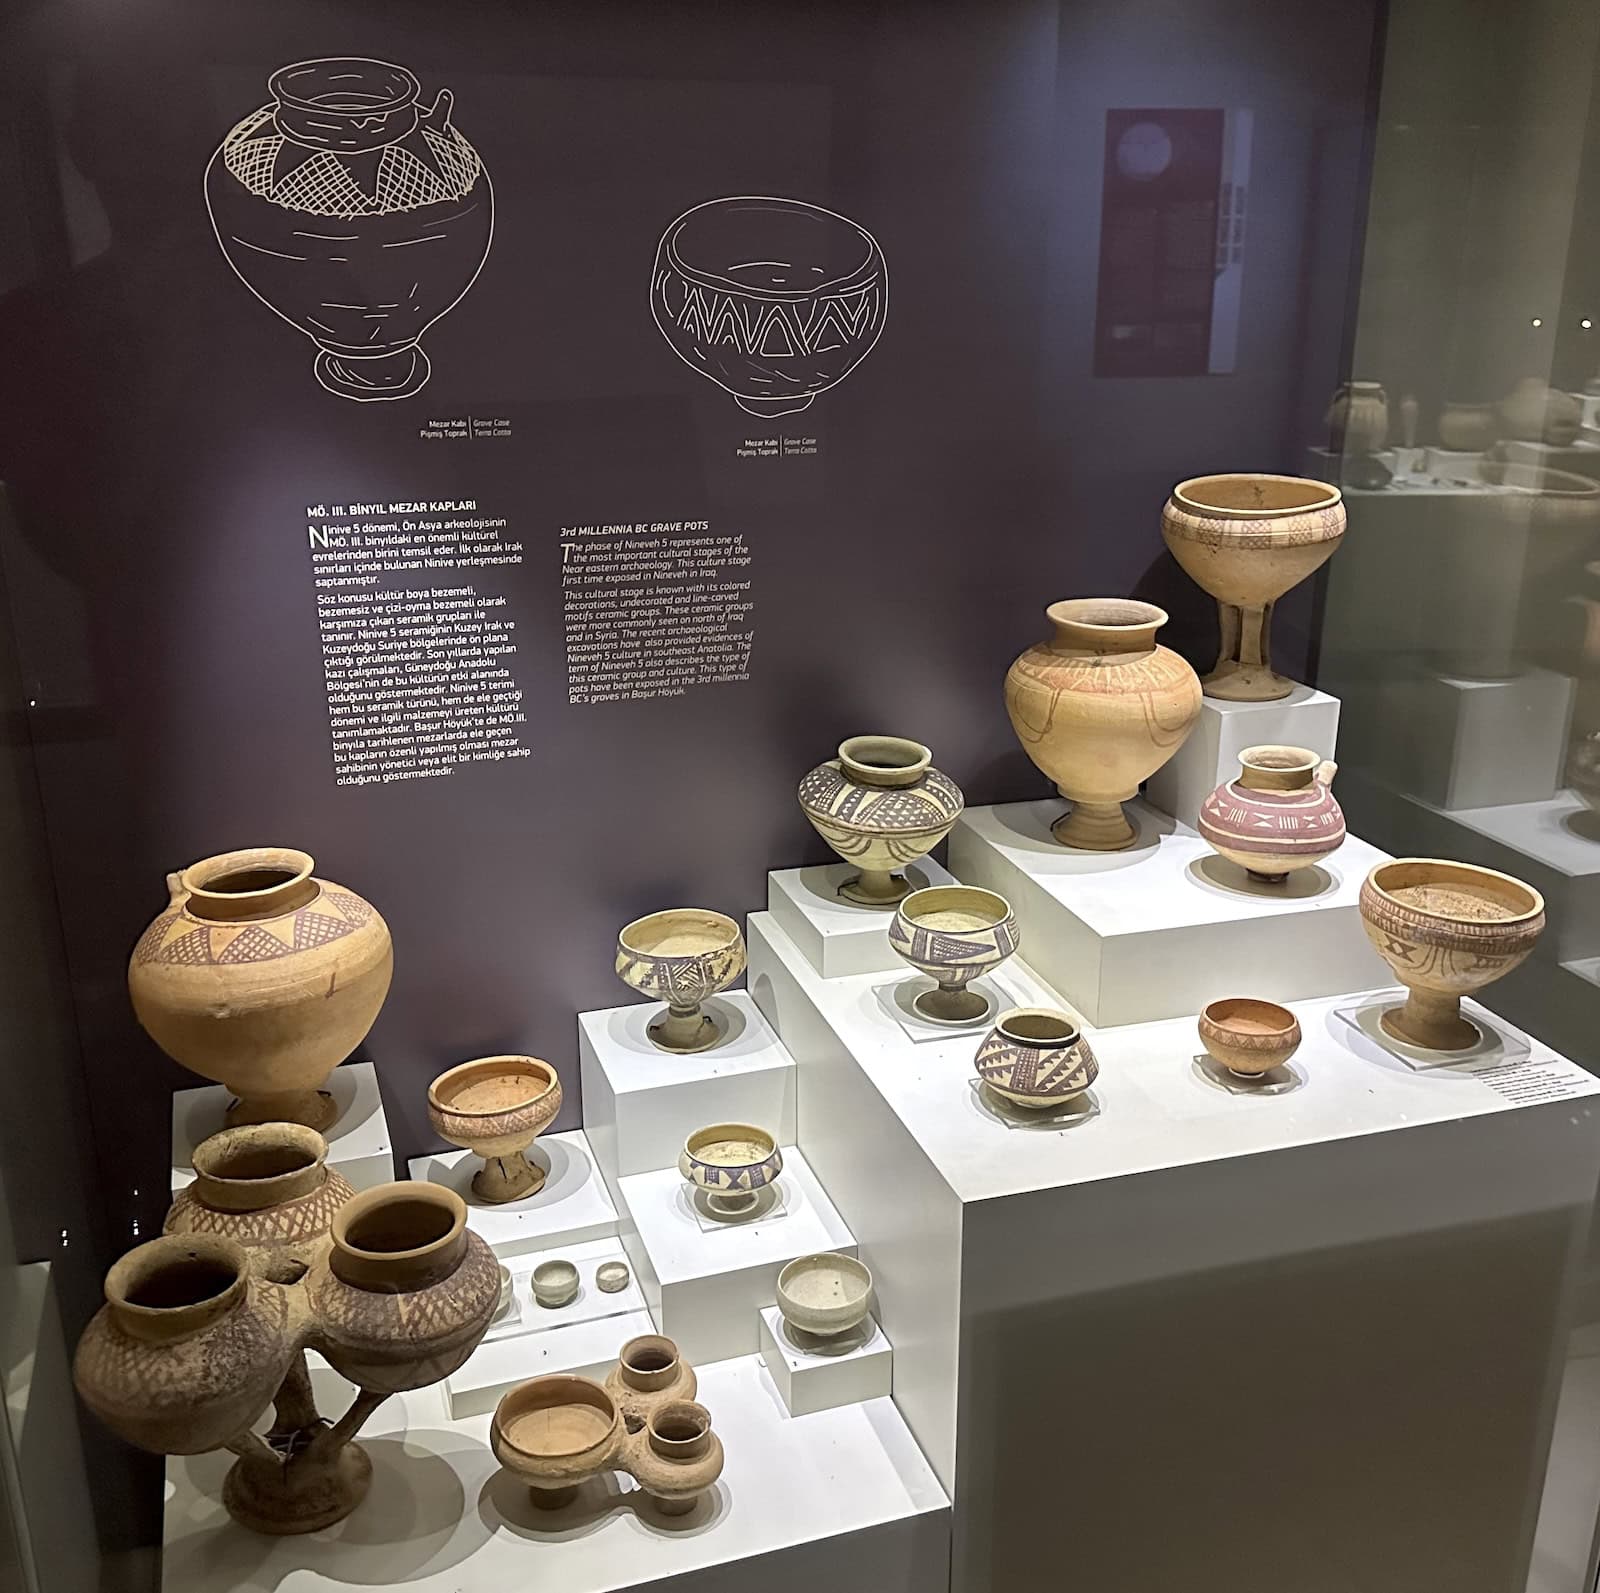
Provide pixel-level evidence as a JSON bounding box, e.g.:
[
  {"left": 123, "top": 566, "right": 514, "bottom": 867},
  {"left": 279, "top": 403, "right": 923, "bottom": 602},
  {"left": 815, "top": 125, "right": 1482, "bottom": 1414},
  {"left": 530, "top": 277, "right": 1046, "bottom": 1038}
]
[
  {"left": 164, "top": 869, "right": 187, "bottom": 907},
  {"left": 421, "top": 88, "right": 455, "bottom": 132},
  {"left": 1315, "top": 759, "right": 1338, "bottom": 787}
]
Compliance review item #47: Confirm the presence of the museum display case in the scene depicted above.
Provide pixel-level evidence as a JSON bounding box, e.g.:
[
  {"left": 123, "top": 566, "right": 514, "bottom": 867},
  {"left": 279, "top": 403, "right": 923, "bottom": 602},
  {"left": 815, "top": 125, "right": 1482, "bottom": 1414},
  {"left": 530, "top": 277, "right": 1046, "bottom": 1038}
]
[{"left": 3, "top": 0, "right": 1600, "bottom": 1591}]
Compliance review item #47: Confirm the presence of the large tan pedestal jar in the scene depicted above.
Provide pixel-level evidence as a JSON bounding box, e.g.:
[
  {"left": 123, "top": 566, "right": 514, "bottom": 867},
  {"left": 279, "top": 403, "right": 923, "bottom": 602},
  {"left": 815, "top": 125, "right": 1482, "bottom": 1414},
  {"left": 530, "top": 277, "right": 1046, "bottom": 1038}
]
[
  {"left": 129, "top": 848, "right": 393, "bottom": 1131},
  {"left": 1004, "top": 599, "right": 1202, "bottom": 850},
  {"left": 1161, "top": 474, "right": 1346, "bottom": 701}
]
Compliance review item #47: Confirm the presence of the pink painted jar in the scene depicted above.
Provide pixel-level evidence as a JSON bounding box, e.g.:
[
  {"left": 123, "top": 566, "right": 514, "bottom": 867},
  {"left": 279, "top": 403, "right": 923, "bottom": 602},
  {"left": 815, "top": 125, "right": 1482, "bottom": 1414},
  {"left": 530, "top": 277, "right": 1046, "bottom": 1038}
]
[{"left": 1197, "top": 745, "right": 1345, "bottom": 884}]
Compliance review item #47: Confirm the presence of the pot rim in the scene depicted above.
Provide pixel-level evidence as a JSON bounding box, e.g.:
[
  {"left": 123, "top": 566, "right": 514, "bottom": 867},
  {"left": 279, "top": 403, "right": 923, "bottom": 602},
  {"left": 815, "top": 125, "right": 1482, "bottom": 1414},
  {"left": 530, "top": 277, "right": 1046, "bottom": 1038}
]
[
  {"left": 427, "top": 1055, "right": 559, "bottom": 1117},
  {"left": 492, "top": 1374, "right": 618, "bottom": 1461},
  {"left": 1364, "top": 858, "right": 1545, "bottom": 925},
  {"left": 837, "top": 734, "right": 932, "bottom": 785},
  {"left": 1044, "top": 597, "right": 1169, "bottom": 633},
  {"left": 104, "top": 1234, "right": 248, "bottom": 1339},
  {"left": 268, "top": 58, "right": 420, "bottom": 116},
  {"left": 777, "top": 1251, "right": 873, "bottom": 1308},
  {"left": 1200, "top": 997, "right": 1300, "bottom": 1037},
  {"left": 1172, "top": 473, "right": 1342, "bottom": 518},
  {"left": 189, "top": 1122, "right": 327, "bottom": 1207},
  {"left": 681, "top": 1122, "right": 778, "bottom": 1168},
  {"left": 992, "top": 1005, "right": 1081, "bottom": 1047},
  {"left": 179, "top": 846, "right": 317, "bottom": 920},
  {"left": 331, "top": 1182, "right": 466, "bottom": 1265},
  {"left": 1238, "top": 744, "right": 1319, "bottom": 776},
  {"left": 897, "top": 884, "right": 1012, "bottom": 932},
  {"left": 618, "top": 908, "right": 742, "bottom": 959}
]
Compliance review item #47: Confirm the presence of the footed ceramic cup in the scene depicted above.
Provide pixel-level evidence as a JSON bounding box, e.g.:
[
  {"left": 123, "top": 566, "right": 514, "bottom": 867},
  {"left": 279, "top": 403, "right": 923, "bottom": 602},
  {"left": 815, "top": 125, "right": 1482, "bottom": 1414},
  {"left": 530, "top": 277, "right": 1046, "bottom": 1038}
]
[
  {"left": 888, "top": 886, "right": 1019, "bottom": 1024},
  {"left": 427, "top": 1055, "right": 563, "bottom": 1204},
  {"left": 616, "top": 909, "right": 746, "bottom": 1053},
  {"left": 678, "top": 1124, "right": 782, "bottom": 1216}
]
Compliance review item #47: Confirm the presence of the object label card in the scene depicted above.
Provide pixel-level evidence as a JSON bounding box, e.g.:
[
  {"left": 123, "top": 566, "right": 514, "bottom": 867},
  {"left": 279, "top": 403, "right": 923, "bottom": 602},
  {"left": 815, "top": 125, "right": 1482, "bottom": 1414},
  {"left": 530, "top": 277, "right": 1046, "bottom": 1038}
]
[
  {"left": 561, "top": 519, "right": 754, "bottom": 706},
  {"left": 1468, "top": 1054, "right": 1598, "bottom": 1107},
  {"left": 307, "top": 500, "right": 532, "bottom": 786}
]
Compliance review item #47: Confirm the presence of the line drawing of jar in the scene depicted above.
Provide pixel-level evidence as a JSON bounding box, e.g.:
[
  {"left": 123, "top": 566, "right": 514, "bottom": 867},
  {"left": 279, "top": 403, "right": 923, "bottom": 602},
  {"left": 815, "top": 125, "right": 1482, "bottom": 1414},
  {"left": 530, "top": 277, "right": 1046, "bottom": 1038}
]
[
  {"left": 651, "top": 195, "right": 888, "bottom": 416},
  {"left": 204, "top": 57, "right": 494, "bottom": 402}
]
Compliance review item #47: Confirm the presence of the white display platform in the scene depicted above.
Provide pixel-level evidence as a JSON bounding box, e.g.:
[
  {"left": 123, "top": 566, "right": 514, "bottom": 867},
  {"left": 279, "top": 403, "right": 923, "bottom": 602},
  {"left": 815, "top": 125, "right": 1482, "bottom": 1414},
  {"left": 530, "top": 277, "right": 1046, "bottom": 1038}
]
[
  {"left": 758, "top": 1306, "right": 892, "bottom": 1417},
  {"left": 1143, "top": 685, "right": 1340, "bottom": 827},
  {"left": 768, "top": 857, "right": 957, "bottom": 978},
  {"left": 617, "top": 1148, "right": 856, "bottom": 1367},
  {"left": 161, "top": 1354, "right": 950, "bottom": 1593},
  {"left": 170, "top": 1061, "right": 393, "bottom": 1195},
  {"left": 747, "top": 906, "right": 1600, "bottom": 1593},
  {"left": 946, "top": 797, "right": 1390, "bottom": 1025},
  {"left": 444, "top": 1235, "right": 652, "bottom": 1418},
  {"left": 407, "top": 1130, "right": 619, "bottom": 1260},
  {"left": 1398, "top": 665, "right": 1574, "bottom": 811},
  {"left": 581, "top": 991, "right": 795, "bottom": 1191}
]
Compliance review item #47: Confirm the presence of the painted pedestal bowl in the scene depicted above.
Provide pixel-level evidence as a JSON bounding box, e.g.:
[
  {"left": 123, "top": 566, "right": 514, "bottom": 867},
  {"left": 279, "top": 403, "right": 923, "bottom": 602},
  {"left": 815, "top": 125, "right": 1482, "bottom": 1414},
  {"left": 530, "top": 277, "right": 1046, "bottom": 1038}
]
[
  {"left": 492, "top": 1374, "right": 723, "bottom": 1516},
  {"left": 1004, "top": 599, "right": 1202, "bottom": 850},
  {"left": 975, "top": 1008, "right": 1099, "bottom": 1108},
  {"left": 129, "top": 847, "right": 392, "bottom": 1132},
  {"left": 777, "top": 1253, "right": 873, "bottom": 1342},
  {"left": 1198, "top": 998, "right": 1302, "bottom": 1078},
  {"left": 888, "top": 886, "right": 1019, "bottom": 1025},
  {"left": 679, "top": 1124, "right": 782, "bottom": 1216},
  {"left": 1197, "top": 745, "right": 1346, "bottom": 884},
  {"left": 1359, "top": 859, "right": 1545, "bottom": 1051},
  {"left": 651, "top": 195, "right": 887, "bottom": 416},
  {"left": 616, "top": 909, "right": 746, "bottom": 1053},
  {"left": 427, "top": 1055, "right": 562, "bottom": 1204},
  {"left": 205, "top": 58, "right": 492, "bottom": 402},
  {"left": 1161, "top": 475, "right": 1346, "bottom": 701},
  {"left": 797, "top": 735, "right": 964, "bottom": 906}
]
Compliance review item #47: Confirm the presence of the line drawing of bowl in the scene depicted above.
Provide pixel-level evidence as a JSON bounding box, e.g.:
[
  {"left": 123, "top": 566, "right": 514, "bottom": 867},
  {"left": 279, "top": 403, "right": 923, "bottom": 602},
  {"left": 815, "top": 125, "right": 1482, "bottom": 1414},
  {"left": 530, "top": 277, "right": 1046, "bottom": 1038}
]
[{"left": 651, "top": 195, "right": 888, "bottom": 416}]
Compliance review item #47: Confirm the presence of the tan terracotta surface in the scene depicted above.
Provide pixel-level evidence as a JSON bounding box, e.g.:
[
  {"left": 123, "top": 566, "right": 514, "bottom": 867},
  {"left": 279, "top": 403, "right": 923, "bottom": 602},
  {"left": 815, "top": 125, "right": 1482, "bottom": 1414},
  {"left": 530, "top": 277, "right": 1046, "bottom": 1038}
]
[
  {"left": 1005, "top": 598, "right": 1201, "bottom": 848},
  {"left": 1198, "top": 998, "right": 1303, "bottom": 1077},
  {"left": 129, "top": 847, "right": 392, "bottom": 1130},
  {"left": 1161, "top": 475, "right": 1346, "bottom": 702},
  {"left": 428, "top": 1055, "right": 563, "bottom": 1203},
  {"left": 603, "top": 1333, "right": 698, "bottom": 1429}
]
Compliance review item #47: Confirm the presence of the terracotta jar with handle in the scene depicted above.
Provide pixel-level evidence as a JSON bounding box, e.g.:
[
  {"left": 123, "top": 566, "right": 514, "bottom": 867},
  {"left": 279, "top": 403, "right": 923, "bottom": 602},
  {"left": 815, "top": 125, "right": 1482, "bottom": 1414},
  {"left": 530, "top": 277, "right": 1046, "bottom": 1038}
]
[{"left": 1197, "top": 744, "right": 1346, "bottom": 883}]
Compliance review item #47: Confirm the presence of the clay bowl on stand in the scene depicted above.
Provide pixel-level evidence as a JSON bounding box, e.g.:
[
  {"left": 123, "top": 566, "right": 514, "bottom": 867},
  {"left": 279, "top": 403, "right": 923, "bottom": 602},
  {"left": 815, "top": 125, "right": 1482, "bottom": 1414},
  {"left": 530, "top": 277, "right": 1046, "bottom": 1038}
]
[
  {"left": 888, "top": 885, "right": 1019, "bottom": 1025},
  {"left": 975, "top": 1007, "right": 1099, "bottom": 1108},
  {"left": 796, "top": 735, "right": 965, "bottom": 906},
  {"left": 491, "top": 1375, "right": 623, "bottom": 1510},
  {"left": 616, "top": 909, "right": 746, "bottom": 1054},
  {"left": 678, "top": 1124, "right": 782, "bottom": 1217},
  {"left": 1358, "top": 860, "right": 1545, "bottom": 1051},
  {"left": 427, "top": 1056, "right": 563, "bottom": 1205},
  {"left": 1198, "top": 999, "right": 1302, "bottom": 1078},
  {"left": 1197, "top": 745, "right": 1346, "bottom": 884},
  {"left": 776, "top": 1253, "right": 873, "bottom": 1343}
]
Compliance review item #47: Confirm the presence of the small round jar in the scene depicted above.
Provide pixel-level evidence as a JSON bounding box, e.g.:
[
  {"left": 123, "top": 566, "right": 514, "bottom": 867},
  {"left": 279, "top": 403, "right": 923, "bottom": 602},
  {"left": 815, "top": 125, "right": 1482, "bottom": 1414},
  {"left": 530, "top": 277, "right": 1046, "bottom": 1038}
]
[
  {"left": 532, "top": 1260, "right": 579, "bottom": 1309},
  {"left": 975, "top": 1007, "right": 1099, "bottom": 1108},
  {"left": 1198, "top": 998, "right": 1302, "bottom": 1078}
]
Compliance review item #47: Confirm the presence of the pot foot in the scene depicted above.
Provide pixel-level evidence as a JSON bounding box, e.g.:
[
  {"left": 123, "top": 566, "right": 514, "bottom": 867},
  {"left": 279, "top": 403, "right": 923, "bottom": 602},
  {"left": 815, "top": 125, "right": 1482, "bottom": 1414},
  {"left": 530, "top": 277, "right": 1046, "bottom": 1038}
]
[
  {"left": 649, "top": 1492, "right": 700, "bottom": 1517},
  {"left": 473, "top": 1153, "right": 545, "bottom": 1205},
  {"left": 528, "top": 1483, "right": 580, "bottom": 1511},
  {"left": 226, "top": 1089, "right": 336, "bottom": 1133},
  {"left": 1380, "top": 1003, "right": 1481, "bottom": 1053},
  {"left": 838, "top": 871, "right": 911, "bottom": 907},
  {"left": 1051, "top": 802, "right": 1135, "bottom": 851},
  {"left": 733, "top": 393, "right": 815, "bottom": 416},
  {"left": 913, "top": 986, "right": 989, "bottom": 1026},
  {"left": 648, "top": 1010, "right": 720, "bottom": 1053},
  {"left": 223, "top": 1440, "right": 372, "bottom": 1534},
  {"left": 1246, "top": 869, "right": 1290, "bottom": 885},
  {"left": 1202, "top": 664, "right": 1296, "bottom": 702},
  {"left": 315, "top": 345, "right": 431, "bottom": 403}
]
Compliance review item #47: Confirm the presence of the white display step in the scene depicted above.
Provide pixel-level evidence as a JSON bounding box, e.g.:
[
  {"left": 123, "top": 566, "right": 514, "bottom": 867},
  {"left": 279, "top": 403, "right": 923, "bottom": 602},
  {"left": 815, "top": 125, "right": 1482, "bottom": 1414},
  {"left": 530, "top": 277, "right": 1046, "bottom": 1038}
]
[
  {"left": 408, "top": 1130, "right": 619, "bottom": 1260},
  {"left": 444, "top": 1235, "right": 651, "bottom": 1418},
  {"left": 759, "top": 1306, "right": 893, "bottom": 1417},
  {"left": 1144, "top": 684, "right": 1340, "bottom": 828},
  {"left": 580, "top": 990, "right": 795, "bottom": 1191},
  {"left": 946, "top": 797, "right": 1390, "bottom": 1027},
  {"left": 161, "top": 1354, "right": 949, "bottom": 1593},
  {"left": 767, "top": 857, "right": 958, "bottom": 978},
  {"left": 171, "top": 1061, "right": 393, "bottom": 1196},
  {"left": 617, "top": 1146, "right": 856, "bottom": 1367}
]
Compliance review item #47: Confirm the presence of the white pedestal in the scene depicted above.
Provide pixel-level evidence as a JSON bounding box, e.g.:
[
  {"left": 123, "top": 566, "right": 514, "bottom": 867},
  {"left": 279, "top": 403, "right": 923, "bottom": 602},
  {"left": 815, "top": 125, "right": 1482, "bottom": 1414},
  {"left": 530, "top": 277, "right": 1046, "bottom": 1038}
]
[
  {"left": 747, "top": 905, "right": 1600, "bottom": 1593},
  {"left": 768, "top": 857, "right": 957, "bottom": 978},
  {"left": 443, "top": 1235, "right": 651, "bottom": 1418},
  {"left": 1144, "top": 686, "right": 1341, "bottom": 828},
  {"left": 162, "top": 1355, "right": 950, "bottom": 1593},
  {"left": 580, "top": 991, "right": 795, "bottom": 1190},
  {"left": 758, "top": 1306, "right": 893, "bottom": 1417},
  {"left": 170, "top": 1061, "right": 393, "bottom": 1196},
  {"left": 946, "top": 798, "right": 1390, "bottom": 1027},
  {"left": 618, "top": 1148, "right": 856, "bottom": 1367},
  {"left": 1398, "top": 666, "right": 1574, "bottom": 810},
  {"left": 407, "top": 1131, "right": 619, "bottom": 1261}
]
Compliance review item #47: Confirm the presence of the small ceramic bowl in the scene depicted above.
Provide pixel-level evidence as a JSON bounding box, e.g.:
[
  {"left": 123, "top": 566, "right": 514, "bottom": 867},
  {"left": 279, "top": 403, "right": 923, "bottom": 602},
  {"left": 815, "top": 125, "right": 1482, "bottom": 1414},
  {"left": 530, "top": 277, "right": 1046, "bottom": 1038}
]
[
  {"left": 1198, "top": 998, "right": 1302, "bottom": 1078},
  {"left": 887, "top": 885, "right": 1019, "bottom": 1025},
  {"left": 531, "top": 1259, "right": 579, "bottom": 1308},
  {"left": 615, "top": 909, "right": 747, "bottom": 1053},
  {"left": 494, "top": 1263, "right": 515, "bottom": 1321},
  {"left": 678, "top": 1123, "right": 782, "bottom": 1215},
  {"left": 975, "top": 1007, "right": 1098, "bottom": 1108},
  {"left": 595, "top": 1261, "right": 630, "bottom": 1294},
  {"left": 777, "top": 1252, "right": 873, "bottom": 1339}
]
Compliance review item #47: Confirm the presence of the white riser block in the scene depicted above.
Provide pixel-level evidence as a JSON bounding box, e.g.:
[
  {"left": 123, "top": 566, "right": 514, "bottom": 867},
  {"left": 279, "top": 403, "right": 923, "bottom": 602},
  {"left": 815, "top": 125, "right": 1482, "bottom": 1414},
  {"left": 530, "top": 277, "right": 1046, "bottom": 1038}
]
[
  {"left": 171, "top": 1061, "right": 392, "bottom": 1196},
  {"left": 768, "top": 858, "right": 957, "bottom": 978},
  {"left": 1144, "top": 685, "right": 1340, "bottom": 828},
  {"left": 407, "top": 1131, "right": 618, "bottom": 1260},
  {"left": 580, "top": 992, "right": 795, "bottom": 1193},
  {"left": 947, "top": 798, "right": 1390, "bottom": 1027},
  {"left": 760, "top": 1306, "right": 893, "bottom": 1416},
  {"left": 617, "top": 1150, "right": 855, "bottom": 1367}
]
